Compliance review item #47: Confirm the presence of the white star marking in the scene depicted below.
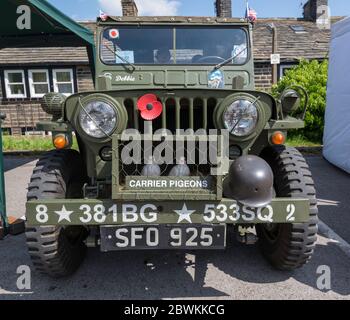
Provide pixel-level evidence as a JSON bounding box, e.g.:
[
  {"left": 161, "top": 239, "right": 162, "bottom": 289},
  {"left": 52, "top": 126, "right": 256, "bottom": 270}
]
[
  {"left": 174, "top": 203, "right": 195, "bottom": 223},
  {"left": 55, "top": 205, "right": 73, "bottom": 223}
]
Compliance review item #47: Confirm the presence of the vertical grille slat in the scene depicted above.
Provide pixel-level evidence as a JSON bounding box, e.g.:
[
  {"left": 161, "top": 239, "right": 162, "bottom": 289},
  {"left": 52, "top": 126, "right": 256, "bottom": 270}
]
[
  {"left": 161, "top": 99, "right": 167, "bottom": 128},
  {"left": 175, "top": 98, "right": 181, "bottom": 129},
  {"left": 207, "top": 98, "right": 217, "bottom": 130},
  {"left": 189, "top": 98, "right": 194, "bottom": 129},
  {"left": 203, "top": 98, "right": 208, "bottom": 130},
  {"left": 132, "top": 97, "right": 139, "bottom": 130}
]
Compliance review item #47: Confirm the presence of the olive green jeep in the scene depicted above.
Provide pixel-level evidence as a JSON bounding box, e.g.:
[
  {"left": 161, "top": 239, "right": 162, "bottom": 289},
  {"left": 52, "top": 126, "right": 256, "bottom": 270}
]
[{"left": 25, "top": 16, "right": 318, "bottom": 277}]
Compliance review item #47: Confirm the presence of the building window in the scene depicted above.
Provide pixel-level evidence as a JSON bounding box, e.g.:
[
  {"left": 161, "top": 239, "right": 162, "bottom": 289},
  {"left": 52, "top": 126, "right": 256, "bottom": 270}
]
[
  {"left": 53, "top": 69, "right": 74, "bottom": 96},
  {"left": 4, "top": 70, "right": 26, "bottom": 98},
  {"left": 28, "top": 69, "right": 50, "bottom": 98},
  {"left": 279, "top": 64, "right": 296, "bottom": 79},
  {"left": 290, "top": 25, "right": 307, "bottom": 34}
]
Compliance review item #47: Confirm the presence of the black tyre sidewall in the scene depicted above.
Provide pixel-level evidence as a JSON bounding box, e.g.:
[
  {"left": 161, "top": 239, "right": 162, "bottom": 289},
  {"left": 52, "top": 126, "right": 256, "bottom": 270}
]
[
  {"left": 25, "top": 149, "right": 87, "bottom": 278},
  {"left": 257, "top": 146, "right": 318, "bottom": 270}
]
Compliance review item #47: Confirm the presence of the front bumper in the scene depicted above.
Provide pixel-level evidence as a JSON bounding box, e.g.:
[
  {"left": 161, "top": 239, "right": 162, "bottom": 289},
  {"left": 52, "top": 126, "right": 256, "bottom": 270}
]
[{"left": 26, "top": 198, "right": 310, "bottom": 226}]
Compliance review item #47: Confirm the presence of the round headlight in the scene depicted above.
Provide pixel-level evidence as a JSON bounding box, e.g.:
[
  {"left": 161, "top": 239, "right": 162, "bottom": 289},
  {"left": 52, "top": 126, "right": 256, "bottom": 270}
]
[
  {"left": 223, "top": 99, "right": 258, "bottom": 136},
  {"left": 79, "top": 101, "right": 117, "bottom": 138}
]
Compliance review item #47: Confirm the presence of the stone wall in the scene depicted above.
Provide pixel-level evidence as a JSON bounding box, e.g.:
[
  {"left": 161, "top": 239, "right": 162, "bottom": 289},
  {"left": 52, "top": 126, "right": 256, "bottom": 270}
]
[
  {"left": 77, "top": 66, "right": 94, "bottom": 92},
  {"left": 0, "top": 100, "right": 50, "bottom": 135},
  {"left": 254, "top": 62, "right": 273, "bottom": 91}
]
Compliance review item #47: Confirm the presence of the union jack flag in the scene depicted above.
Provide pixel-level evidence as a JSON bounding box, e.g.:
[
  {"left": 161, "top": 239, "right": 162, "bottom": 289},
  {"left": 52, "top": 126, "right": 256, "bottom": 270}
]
[
  {"left": 245, "top": 2, "right": 257, "bottom": 23},
  {"left": 99, "top": 10, "right": 108, "bottom": 22}
]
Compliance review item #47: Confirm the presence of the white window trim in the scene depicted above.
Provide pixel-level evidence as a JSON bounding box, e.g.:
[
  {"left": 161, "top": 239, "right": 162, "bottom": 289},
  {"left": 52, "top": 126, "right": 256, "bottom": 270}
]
[
  {"left": 28, "top": 69, "right": 50, "bottom": 98},
  {"left": 52, "top": 68, "right": 74, "bottom": 96},
  {"left": 4, "top": 70, "right": 27, "bottom": 98}
]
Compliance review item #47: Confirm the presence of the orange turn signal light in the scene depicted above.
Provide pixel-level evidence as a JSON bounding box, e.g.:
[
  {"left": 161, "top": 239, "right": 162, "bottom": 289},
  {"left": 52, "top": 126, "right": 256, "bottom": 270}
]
[
  {"left": 53, "top": 135, "right": 68, "bottom": 149},
  {"left": 271, "top": 131, "right": 286, "bottom": 145},
  {"left": 7, "top": 216, "right": 17, "bottom": 224}
]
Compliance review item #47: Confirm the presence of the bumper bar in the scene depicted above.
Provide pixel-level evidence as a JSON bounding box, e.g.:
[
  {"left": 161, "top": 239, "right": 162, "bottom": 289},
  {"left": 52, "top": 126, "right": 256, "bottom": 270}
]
[{"left": 25, "top": 198, "right": 310, "bottom": 226}]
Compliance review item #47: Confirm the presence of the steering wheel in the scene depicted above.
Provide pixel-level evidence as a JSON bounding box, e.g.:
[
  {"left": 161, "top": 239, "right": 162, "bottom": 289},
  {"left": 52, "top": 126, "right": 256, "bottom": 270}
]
[{"left": 196, "top": 56, "right": 226, "bottom": 64}]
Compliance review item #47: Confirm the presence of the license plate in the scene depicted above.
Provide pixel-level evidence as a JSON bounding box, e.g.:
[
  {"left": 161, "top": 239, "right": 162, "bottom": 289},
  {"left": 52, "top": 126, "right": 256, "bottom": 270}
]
[{"left": 100, "top": 224, "right": 226, "bottom": 251}]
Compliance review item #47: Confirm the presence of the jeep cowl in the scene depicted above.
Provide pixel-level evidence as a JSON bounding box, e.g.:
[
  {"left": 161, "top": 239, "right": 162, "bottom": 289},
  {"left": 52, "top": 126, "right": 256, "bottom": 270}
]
[{"left": 25, "top": 16, "right": 318, "bottom": 278}]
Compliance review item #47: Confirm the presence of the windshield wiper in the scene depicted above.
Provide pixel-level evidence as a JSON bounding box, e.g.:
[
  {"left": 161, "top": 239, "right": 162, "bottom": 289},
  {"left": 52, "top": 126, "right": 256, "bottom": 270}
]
[
  {"left": 105, "top": 43, "right": 136, "bottom": 71},
  {"left": 213, "top": 46, "right": 248, "bottom": 71}
]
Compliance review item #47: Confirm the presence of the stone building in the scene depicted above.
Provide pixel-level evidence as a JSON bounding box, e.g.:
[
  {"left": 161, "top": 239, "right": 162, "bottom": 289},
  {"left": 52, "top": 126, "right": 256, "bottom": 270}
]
[{"left": 0, "top": 21, "right": 95, "bottom": 135}]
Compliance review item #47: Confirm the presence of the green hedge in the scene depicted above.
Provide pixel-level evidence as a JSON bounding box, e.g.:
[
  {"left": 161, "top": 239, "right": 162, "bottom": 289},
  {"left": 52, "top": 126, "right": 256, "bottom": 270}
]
[
  {"left": 2, "top": 136, "right": 79, "bottom": 152},
  {"left": 271, "top": 59, "right": 328, "bottom": 143}
]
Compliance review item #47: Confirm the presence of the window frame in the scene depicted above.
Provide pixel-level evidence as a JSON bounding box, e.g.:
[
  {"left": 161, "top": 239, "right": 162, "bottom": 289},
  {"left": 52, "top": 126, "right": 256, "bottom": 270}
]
[
  {"left": 100, "top": 26, "right": 251, "bottom": 67},
  {"left": 4, "top": 70, "right": 27, "bottom": 98},
  {"left": 52, "top": 68, "right": 74, "bottom": 96},
  {"left": 279, "top": 64, "right": 297, "bottom": 80},
  {"left": 28, "top": 69, "right": 50, "bottom": 98},
  {"left": 290, "top": 25, "right": 307, "bottom": 34}
]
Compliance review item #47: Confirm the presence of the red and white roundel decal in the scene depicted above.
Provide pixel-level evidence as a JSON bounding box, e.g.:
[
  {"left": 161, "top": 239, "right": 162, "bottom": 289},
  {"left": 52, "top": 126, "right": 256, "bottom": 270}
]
[{"left": 109, "top": 29, "right": 119, "bottom": 39}]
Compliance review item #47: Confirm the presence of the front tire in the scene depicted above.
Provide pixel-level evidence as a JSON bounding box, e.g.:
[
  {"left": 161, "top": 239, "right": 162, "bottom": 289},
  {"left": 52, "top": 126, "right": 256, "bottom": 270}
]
[
  {"left": 25, "top": 150, "right": 88, "bottom": 278},
  {"left": 257, "top": 146, "right": 318, "bottom": 270}
]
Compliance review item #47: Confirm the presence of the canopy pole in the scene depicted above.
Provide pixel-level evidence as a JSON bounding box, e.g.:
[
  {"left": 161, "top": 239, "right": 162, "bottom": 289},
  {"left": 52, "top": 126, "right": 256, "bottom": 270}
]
[{"left": 0, "top": 113, "right": 7, "bottom": 239}]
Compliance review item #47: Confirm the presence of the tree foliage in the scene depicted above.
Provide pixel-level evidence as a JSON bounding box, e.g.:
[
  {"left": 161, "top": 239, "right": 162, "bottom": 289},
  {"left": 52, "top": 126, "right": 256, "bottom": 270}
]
[{"left": 271, "top": 59, "right": 328, "bottom": 142}]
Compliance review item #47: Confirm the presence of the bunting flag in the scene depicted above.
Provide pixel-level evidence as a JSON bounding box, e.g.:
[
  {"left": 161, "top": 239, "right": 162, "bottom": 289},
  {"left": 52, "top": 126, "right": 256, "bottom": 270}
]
[
  {"left": 99, "top": 10, "right": 108, "bottom": 21},
  {"left": 245, "top": 2, "right": 257, "bottom": 23}
]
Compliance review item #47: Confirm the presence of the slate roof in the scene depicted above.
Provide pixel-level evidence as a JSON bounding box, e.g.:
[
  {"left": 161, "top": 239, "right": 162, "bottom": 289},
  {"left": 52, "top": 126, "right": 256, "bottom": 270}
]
[
  {"left": 0, "top": 22, "right": 96, "bottom": 66},
  {"left": 253, "top": 17, "right": 342, "bottom": 63},
  {"left": 0, "top": 18, "right": 344, "bottom": 66}
]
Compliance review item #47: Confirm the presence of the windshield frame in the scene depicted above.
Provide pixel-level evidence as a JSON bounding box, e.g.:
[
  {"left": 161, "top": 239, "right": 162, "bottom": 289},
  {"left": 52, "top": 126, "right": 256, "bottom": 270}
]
[{"left": 99, "top": 25, "right": 251, "bottom": 67}]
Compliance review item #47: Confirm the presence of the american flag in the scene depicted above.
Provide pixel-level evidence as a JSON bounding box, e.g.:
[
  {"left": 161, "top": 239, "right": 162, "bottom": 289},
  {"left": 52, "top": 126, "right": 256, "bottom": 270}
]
[
  {"left": 245, "top": 2, "right": 257, "bottom": 23},
  {"left": 99, "top": 10, "right": 108, "bottom": 22}
]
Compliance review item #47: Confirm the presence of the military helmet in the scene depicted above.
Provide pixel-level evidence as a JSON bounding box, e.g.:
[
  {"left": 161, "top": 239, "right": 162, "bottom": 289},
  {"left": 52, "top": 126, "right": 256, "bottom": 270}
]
[{"left": 223, "top": 155, "right": 274, "bottom": 208}]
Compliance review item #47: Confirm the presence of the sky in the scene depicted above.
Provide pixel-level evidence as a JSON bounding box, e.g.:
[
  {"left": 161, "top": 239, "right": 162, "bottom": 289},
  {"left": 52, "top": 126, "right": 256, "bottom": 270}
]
[{"left": 47, "top": 0, "right": 350, "bottom": 21}]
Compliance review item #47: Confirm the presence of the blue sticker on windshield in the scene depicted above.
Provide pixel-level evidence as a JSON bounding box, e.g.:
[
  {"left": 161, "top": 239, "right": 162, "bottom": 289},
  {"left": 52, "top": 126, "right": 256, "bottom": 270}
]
[
  {"left": 208, "top": 70, "right": 225, "bottom": 89},
  {"left": 115, "top": 51, "right": 135, "bottom": 64}
]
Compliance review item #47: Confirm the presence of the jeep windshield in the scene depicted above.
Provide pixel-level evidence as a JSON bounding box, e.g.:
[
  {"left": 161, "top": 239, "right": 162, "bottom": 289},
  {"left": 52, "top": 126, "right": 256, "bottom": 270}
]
[{"left": 100, "top": 26, "right": 249, "bottom": 65}]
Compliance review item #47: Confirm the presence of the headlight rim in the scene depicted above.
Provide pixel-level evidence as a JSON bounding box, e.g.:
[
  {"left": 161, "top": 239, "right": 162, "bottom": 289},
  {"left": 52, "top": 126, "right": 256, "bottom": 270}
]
[
  {"left": 222, "top": 99, "right": 259, "bottom": 137},
  {"left": 214, "top": 93, "right": 266, "bottom": 142},
  {"left": 79, "top": 100, "right": 117, "bottom": 139},
  {"left": 76, "top": 93, "right": 128, "bottom": 142}
]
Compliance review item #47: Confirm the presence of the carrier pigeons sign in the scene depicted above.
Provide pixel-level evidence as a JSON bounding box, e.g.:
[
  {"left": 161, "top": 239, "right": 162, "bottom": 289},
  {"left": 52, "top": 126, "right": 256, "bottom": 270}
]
[{"left": 125, "top": 177, "right": 212, "bottom": 190}]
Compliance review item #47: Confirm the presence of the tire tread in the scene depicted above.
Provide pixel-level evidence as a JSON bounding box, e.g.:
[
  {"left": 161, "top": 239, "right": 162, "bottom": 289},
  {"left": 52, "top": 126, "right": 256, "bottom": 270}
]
[{"left": 258, "top": 146, "right": 318, "bottom": 270}]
